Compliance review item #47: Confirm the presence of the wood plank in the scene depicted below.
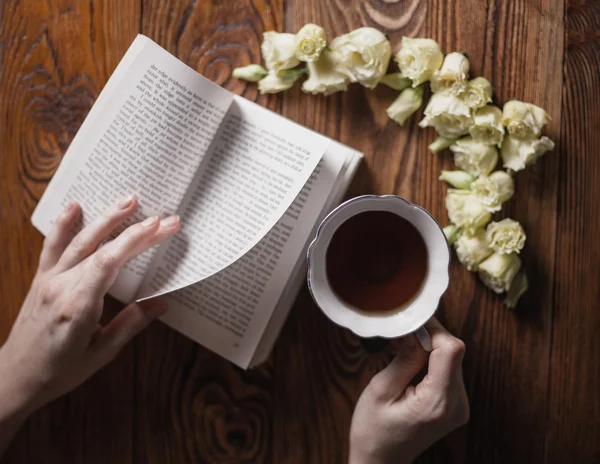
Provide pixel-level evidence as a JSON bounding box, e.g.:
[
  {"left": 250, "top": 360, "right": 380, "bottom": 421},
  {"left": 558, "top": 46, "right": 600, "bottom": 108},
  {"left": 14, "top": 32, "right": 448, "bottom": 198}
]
[
  {"left": 431, "top": 1, "right": 564, "bottom": 462},
  {"left": 545, "top": 2, "right": 600, "bottom": 462},
  {"left": 5, "top": 1, "right": 598, "bottom": 463},
  {"left": 130, "top": 1, "right": 285, "bottom": 463},
  {"left": 0, "top": 1, "right": 141, "bottom": 462},
  {"left": 282, "top": 1, "right": 564, "bottom": 463},
  {"left": 278, "top": 2, "right": 430, "bottom": 462}
]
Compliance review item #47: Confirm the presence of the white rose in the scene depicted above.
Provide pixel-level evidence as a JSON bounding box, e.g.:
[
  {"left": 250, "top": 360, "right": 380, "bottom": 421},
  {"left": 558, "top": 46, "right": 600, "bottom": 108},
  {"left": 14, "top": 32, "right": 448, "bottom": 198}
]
[
  {"left": 302, "top": 50, "right": 349, "bottom": 95},
  {"left": 395, "top": 37, "right": 444, "bottom": 86},
  {"left": 331, "top": 27, "right": 391, "bottom": 89},
  {"left": 439, "top": 170, "right": 475, "bottom": 189},
  {"left": 469, "top": 105, "right": 505, "bottom": 146},
  {"left": 478, "top": 252, "right": 522, "bottom": 294},
  {"left": 486, "top": 218, "right": 526, "bottom": 254},
  {"left": 386, "top": 86, "right": 424, "bottom": 126},
  {"left": 501, "top": 135, "right": 555, "bottom": 172},
  {"left": 455, "top": 228, "right": 493, "bottom": 271},
  {"left": 450, "top": 136, "right": 499, "bottom": 177},
  {"left": 295, "top": 24, "right": 327, "bottom": 62},
  {"left": 419, "top": 93, "right": 473, "bottom": 138},
  {"left": 430, "top": 52, "right": 470, "bottom": 95},
  {"left": 232, "top": 64, "right": 268, "bottom": 82},
  {"left": 261, "top": 31, "right": 301, "bottom": 74},
  {"left": 471, "top": 170, "right": 515, "bottom": 212},
  {"left": 501, "top": 100, "right": 551, "bottom": 138},
  {"left": 259, "top": 69, "right": 305, "bottom": 94},
  {"left": 461, "top": 77, "right": 493, "bottom": 109},
  {"left": 445, "top": 189, "right": 492, "bottom": 234}
]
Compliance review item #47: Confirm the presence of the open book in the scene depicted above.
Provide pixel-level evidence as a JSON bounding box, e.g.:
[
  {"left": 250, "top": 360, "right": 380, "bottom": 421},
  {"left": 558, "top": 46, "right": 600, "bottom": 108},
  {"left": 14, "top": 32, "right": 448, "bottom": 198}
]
[{"left": 32, "top": 35, "right": 362, "bottom": 369}]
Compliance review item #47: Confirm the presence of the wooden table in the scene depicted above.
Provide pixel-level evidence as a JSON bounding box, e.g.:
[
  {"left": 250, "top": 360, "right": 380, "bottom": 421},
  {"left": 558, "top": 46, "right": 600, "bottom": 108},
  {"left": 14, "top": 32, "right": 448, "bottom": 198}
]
[{"left": 1, "top": 1, "right": 599, "bottom": 463}]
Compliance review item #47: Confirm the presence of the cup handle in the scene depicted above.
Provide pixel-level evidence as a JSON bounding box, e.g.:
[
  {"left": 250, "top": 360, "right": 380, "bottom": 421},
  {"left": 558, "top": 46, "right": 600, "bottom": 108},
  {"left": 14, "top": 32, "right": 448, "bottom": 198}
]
[{"left": 415, "top": 326, "right": 432, "bottom": 352}]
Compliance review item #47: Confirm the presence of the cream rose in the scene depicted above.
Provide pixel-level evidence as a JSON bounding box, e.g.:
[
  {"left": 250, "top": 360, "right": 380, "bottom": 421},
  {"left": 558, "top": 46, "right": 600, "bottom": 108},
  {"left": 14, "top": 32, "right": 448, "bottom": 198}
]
[
  {"left": 500, "top": 135, "right": 555, "bottom": 172},
  {"left": 430, "top": 52, "right": 470, "bottom": 95},
  {"left": 445, "top": 189, "right": 492, "bottom": 234},
  {"left": 395, "top": 37, "right": 444, "bottom": 86},
  {"left": 455, "top": 228, "right": 493, "bottom": 271},
  {"left": 386, "top": 86, "right": 423, "bottom": 126},
  {"left": 461, "top": 77, "right": 493, "bottom": 109},
  {"left": 302, "top": 50, "right": 349, "bottom": 95},
  {"left": 469, "top": 105, "right": 505, "bottom": 146},
  {"left": 471, "top": 171, "right": 515, "bottom": 212},
  {"left": 259, "top": 69, "right": 305, "bottom": 94},
  {"left": 295, "top": 24, "right": 327, "bottom": 62},
  {"left": 439, "top": 170, "right": 475, "bottom": 189},
  {"left": 486, "top": 218, "right": 526, "bottom": 254},
  {"left": 261, "top": 31, "right": 301, "bottom": 74},
  {"left": 450, "top": 136, "right": 499, "bottom": 177},
  {"left": 330, "top": 27, "right": 391, "bottom": 89},
  {"left": 419, "top": 93, "right": 473, "bottom": 138},
  {"left": 478, "top": 252, "right": 522, "bottom": 294},
  {"left": 501, "top": 100, "right": 551, "bottom": 138}
]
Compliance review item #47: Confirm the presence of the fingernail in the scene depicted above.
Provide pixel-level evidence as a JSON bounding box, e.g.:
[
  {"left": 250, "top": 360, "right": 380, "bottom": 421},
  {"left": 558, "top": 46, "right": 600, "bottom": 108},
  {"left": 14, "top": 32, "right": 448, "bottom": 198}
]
[
  {"left": 141, "top": 216, "right": 158, "bottom": 227},
  {"left": 117, "top": 194, "right": 135, "bottom": 210},
  {"left": 66, "top": 201, "right": 78, "bottom": 213},
  {"left": 160, "top": 215, "right": 180, "bottom": 227}
]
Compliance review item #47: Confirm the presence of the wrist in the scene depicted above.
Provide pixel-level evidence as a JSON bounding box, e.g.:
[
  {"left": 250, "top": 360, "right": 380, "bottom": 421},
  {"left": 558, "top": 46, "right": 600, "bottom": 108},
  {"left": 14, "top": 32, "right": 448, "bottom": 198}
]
[
  {"left": 349, "top": 446, "right": 412, "bottom": 464},
  {"left": 0, "top": 346, "right": 39, "bottom": 422}
]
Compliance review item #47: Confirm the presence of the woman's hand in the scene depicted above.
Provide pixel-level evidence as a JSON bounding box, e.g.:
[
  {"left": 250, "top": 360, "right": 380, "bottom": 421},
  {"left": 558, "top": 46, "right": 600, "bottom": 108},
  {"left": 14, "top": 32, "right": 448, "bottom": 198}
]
[
  {"left": 0, "top": 197, "right": 180, "bottom": 438},
  {"left": 349, "top": 318, "right": 469, "bottom": 464}
]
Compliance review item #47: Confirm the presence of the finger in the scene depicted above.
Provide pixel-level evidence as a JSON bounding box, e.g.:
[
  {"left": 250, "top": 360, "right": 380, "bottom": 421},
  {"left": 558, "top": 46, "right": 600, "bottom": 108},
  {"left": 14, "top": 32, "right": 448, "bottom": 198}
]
[
  {"left": 144, "top": 215, "right": 181, "bottom": 248},
  {"left": 38, "top": 202, "right": 81, "bottom": 272},
  {"left": 424, "top": 318, "right": 466, "bottom": 389},
  {"left": 55, "top": 195, "right": 138, "bottom": 272},
  {"left": 92, "top": 299, "right": 168, "bottom": 363},
  {"left": 79, "top": 215, "right": 180, "bottom": 298},
  {"left": 367, "top": 335, "right": 428, "bottom": 402}
]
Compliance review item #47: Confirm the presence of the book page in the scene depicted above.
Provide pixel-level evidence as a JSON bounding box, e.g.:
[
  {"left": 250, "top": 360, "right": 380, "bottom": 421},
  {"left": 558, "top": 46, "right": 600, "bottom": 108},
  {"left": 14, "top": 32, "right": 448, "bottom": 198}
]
[
  {"left": 31, "top": 35, "right": 233, "bottom": 302},
  {"left": 158, "top": 145, "right": 346, "bottom": 368},
  {"left": 250, "top": 145, "right": 363, "bottom": 366},
  {"left": 137, "top": 96, "right": 330, "bottom": 299}
]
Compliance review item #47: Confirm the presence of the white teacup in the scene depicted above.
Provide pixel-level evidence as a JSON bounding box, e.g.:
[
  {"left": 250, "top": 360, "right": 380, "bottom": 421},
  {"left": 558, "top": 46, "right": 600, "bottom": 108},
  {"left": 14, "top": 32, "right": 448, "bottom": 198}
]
[{"left": 307, "top": 195, "right": 450, "bottom": 351}]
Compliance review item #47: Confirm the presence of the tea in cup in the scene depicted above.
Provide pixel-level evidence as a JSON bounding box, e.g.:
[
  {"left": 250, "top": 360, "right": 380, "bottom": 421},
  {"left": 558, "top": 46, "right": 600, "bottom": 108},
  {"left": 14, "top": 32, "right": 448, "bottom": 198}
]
[{"left": 307, "top": 195, "right": 450, "bottom": 349}]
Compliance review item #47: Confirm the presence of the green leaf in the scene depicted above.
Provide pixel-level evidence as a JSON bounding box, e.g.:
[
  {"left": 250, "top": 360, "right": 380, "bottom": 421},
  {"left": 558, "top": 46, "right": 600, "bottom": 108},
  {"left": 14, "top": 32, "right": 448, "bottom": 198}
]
[
  {"left": 379, "top": 73, "right": 412, "bottom": 91},
  {"left": 429, "top": 136, "right": 458, "bottom": 153},
  {"left": 505, "top": 271, "right": 528, "bottom": 309},
  {"left": 439, "top": 170, "right": 475, "bottom": 189},
  {"left": 443, "top": 224, "right": 461, "bottom": 245}
]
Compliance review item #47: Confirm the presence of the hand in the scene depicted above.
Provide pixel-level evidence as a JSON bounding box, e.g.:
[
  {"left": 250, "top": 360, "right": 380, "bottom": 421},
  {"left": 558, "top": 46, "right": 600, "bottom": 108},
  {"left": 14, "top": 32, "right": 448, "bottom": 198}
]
[
  {"left": 349, "top": 318, "right": 469, "bottom": 464},
  {"left": 0, "top": 197, "right": 180, "bottom": 422}
]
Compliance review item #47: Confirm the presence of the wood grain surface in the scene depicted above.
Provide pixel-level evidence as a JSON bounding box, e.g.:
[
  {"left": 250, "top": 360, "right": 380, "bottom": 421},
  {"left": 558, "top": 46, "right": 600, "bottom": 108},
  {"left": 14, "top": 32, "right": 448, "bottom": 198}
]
[{"left": 0, "top": 0, "right": 598, "bottom": 463}]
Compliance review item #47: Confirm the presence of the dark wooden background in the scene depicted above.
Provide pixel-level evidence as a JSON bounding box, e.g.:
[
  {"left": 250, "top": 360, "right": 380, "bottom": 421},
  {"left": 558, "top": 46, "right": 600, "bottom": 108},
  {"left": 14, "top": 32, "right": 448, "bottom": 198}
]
[{"left": 1, "top": 0, "right": 599, "bottom": 463}]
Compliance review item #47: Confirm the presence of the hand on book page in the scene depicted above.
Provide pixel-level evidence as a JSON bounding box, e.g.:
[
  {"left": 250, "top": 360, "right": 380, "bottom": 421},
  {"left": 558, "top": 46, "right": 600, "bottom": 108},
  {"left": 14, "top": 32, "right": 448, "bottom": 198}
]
[
  {"left": 137, "top": 97, "right": 330, "bottom": 299},
  {"left": 1, "top": 198, "right": 179, "bottom": 428},
  {"left": 31, "top": 36, "right": 233, "bottom": 301}
]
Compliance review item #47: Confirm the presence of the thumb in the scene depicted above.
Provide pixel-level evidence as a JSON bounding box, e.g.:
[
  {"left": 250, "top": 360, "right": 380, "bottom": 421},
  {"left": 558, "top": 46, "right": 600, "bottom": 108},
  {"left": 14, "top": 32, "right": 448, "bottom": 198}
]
[
  {"left": 92, "top": 298, "right": 168, "bottom": 363},
  {"left": 367, "top": 335, "right": 428, "bottom": 402}
]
